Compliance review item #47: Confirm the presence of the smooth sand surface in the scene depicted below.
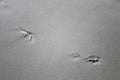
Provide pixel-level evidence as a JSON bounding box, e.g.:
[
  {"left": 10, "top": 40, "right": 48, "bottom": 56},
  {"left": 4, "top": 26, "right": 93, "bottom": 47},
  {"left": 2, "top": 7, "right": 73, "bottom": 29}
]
[{"left": 0, "top": 0, "right": 120, "bottom": 80}]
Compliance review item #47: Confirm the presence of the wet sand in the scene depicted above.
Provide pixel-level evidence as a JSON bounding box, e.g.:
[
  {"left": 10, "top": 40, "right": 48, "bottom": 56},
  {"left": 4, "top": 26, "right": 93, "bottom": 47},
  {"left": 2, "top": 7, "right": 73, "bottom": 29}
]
[{"left": 0, "top": 0, "right": 120, "bottom": 80}]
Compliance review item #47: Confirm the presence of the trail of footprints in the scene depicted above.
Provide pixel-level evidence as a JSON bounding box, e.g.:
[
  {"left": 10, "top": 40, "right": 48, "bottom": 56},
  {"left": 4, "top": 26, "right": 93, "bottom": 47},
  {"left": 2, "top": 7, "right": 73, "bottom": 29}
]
[
  {"left": 14, "top": 27, "right": 103, "bottom": 65},
  {"left": 0, "top": 0, "right": 103, "bottom": 65}
]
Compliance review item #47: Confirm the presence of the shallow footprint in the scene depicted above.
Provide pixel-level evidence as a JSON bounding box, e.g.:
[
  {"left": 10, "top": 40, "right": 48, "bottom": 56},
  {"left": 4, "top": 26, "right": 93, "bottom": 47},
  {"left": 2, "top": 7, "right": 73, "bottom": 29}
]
[
  {"left": 0, "top": 0, "right": 9, "bottom": 11},
  {"left": 70, "top": 52, "right": 81, "bottom": 62}
]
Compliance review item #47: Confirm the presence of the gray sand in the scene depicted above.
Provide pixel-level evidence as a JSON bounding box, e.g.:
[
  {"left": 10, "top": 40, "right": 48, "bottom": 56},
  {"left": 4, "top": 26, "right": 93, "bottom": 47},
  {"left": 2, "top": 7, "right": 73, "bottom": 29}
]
[{"left": 0, "top": 0, "right": 120, "bottom": 80}]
